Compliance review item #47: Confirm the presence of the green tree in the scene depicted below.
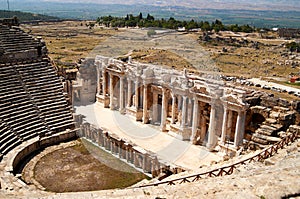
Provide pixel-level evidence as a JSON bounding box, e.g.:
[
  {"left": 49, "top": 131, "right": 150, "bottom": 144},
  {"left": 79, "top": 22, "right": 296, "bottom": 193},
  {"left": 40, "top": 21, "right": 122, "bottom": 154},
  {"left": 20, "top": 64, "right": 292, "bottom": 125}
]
[
  {"left": 146, "top": 13, "right": 154, "bottom": 21},
  {"left": 139, "top": 12, "right": 143, "bottom": 20},
  {"left": 201, "top": 21, "right": 211, "bottom": 31}
]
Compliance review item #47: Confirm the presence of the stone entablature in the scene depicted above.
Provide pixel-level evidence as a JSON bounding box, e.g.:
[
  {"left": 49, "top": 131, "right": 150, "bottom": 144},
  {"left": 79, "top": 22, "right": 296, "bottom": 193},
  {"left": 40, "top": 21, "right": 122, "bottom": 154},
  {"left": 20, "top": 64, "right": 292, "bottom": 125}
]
[{"left": 94, "top": 55, "right": 249, "bottom": 152}]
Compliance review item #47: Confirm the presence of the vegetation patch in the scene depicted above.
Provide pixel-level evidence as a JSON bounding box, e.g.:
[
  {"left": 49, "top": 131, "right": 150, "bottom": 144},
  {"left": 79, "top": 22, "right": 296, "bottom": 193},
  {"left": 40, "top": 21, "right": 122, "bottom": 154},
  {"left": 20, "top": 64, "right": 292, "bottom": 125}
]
[
  {"left": 0, "top": 10, "right": 59, "bottom": 22},
  {"left": 33, "top": 139, "right": 149, "bottom": 192},
  {"left": 121, "top": 48, "right": 194, "bottom": 70}
]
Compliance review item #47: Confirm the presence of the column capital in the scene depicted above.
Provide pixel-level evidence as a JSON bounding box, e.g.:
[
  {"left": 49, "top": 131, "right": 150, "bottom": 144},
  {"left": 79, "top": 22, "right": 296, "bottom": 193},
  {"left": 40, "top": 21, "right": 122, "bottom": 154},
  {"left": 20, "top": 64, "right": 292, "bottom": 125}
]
[
  {"left": 171, "top": 92, "right": 177, "bottom": 98},
  {"left": 209, "top": 97, "right": 218, "bottom": 106}
]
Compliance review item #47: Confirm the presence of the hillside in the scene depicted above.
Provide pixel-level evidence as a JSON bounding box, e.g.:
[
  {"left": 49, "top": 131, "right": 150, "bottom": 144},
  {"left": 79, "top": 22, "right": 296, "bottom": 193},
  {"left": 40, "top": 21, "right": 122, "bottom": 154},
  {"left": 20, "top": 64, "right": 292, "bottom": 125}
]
[
  {"left": 2, "top": 1, "right": 300, "bottom": 28},
  {"left": 0, "top": 10, "right": 59, "bottom": 22}
]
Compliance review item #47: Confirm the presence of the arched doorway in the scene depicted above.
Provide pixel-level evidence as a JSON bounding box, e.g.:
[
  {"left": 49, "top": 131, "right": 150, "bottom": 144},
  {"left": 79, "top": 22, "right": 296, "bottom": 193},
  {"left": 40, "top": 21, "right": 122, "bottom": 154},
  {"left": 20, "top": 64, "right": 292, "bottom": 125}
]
[{"left": 245, "top": 112, "right": 266, "bottom": 138}]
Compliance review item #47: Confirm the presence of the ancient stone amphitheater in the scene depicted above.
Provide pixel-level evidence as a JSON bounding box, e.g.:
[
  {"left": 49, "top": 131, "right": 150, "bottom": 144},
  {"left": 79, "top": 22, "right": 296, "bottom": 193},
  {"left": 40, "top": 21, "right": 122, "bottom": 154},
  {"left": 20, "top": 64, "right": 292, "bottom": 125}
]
[
  {"left": 0, "top": 19, "right": 299, "bottom": 198},
  {"left": 0, "top": 20, "right": 76, "bottom": 196}
]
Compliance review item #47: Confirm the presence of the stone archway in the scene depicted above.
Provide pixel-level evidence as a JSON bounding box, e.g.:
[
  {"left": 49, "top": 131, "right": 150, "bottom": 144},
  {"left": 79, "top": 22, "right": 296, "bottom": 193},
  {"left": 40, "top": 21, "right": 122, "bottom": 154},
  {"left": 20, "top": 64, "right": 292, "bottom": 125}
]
[{"left": 245, "top": 112, "right": 266, "bottom": 140}]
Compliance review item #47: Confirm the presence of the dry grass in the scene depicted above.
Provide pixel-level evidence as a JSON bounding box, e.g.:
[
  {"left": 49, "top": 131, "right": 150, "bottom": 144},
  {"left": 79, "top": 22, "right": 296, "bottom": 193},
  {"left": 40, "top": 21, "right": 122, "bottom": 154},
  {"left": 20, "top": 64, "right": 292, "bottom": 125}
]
[
  {"left": 33, "top": 139, "right": 148, "bottom": 192},
  {"left": 21, "top": 21, "right": 299, "bottom": 87},
  {"left": 125, "top": 48, "right": 194, "bottom": 70},
  {"left": 21, "top": 21, "right": 119, "bottom": 66},
  {"left": 197, "top": 32, "right": 300, "bottom": 79}
]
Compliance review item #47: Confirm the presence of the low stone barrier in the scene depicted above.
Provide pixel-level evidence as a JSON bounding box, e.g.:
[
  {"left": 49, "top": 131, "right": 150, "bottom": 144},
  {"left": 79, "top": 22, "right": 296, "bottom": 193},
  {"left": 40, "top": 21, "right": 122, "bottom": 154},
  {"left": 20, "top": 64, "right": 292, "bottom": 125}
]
[
  {"left": 12, "top": 129, "right": 78, "bottom": 173},
  {"left": 0, "top": 129, "right": 78, "bottom": 192},
  {"left": 74, "top": 114, "right": 184, "bottom": 178}
]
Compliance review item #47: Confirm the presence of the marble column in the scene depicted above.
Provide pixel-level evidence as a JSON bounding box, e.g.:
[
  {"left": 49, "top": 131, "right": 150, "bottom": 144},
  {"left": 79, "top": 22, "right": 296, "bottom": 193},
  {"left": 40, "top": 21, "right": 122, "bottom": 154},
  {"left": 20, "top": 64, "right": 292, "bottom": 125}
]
[
  {"left": 103, "top": 70, "right": 107, "bottom": 96},
  {"left": 227, "top": 110, "right": 233, "bottom": 138},
  {"left": 171, "top": 93, "right": 176, "bottom": 124},
  {"left": 127, "top": 80, "right": 132, "bottom": 107},
  {"left": 200, "top": 115, "right": 207, "bottom": 144},
  {"left": 239, "top": 111, "right": 246, "bottom": 142},
  {"left": 181, "top": 96, "right": 187, "bottom": 128},
  {"left": 234, "top": 111, "right": 246, "bottom": 148},
  {"left": 178, "top": 95, "right": 182, "bottom": 111},
  {"left": 161, "top": 88, "right": 167, "bottom": 131},
  {"left": 188, "top": 98, "right": 193, "bottom": 127},
  {"left": 135, "top": 80, "right": 139, "bottom": 110},
  {"left": 221, "top": 106, "right": 229, "bottom": 144},
  {"left": 119, "top": 76, "right": 125, "bottom": 113},
  {"left": 152, "top": 92, "right": 158, "bottom": 124},
  {"left": 191, "top": 99, "right": 199, "bottom": 143},
  {"left": 96, "top": 67, "right": 100, "bottom": 95},
  {"left": 143, "top": 84, "right": 149, "bottom": 124},
  {"left": 207, "top": 104, "right": 217, "bottom": 150},
  {"left": 109, "top": 73, "right": 114, "bottom": 110}
]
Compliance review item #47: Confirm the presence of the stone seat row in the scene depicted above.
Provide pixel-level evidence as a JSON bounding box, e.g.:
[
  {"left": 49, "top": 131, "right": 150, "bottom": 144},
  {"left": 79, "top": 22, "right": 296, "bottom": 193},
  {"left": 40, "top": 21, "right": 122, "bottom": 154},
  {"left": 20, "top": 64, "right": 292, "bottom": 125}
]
[
  {"left": 0, "top": 39, "right": 39, "bottom": 46},
  {"left": 1, "top": 42, "right": 38, "bottom": 49},
  {"left": 0, "top": 110, "right": 49, "bottom": 142},
  {"left": 17, "top": 66, "right": 57, "bottom": 76},
  {"left": 2, "top": 46, "right": 39, "bottom": 53},
  {"left": 0, "top": 121, "right": 22, "bottom": 155},
  {"left": 17, "top": 61, "right": 55, "bottom": 70},
  {"left": 1, "top": 39, "right": 39, "bottom": 46},
  {"left": 18, "top": 61, "right": 74, "bottom": 132},
  {"left": 0, "top": 34, "right": 33, "bottom": 40},
  {"left": 0, "top": 58, "right": 74, "bottom": 155},
  {"left": 0, "top": 102, "right": 35, "bottom": 114}
]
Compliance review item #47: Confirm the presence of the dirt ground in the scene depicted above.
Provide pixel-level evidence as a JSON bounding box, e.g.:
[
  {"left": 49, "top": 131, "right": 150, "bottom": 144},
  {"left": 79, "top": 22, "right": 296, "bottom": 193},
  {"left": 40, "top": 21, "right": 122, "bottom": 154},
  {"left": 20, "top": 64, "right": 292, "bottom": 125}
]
[
  {"left": 22, "top": 139, "right": 148, "bottom": 193},
  {"left": 21, "top": 21, "right": 300, "bottom": 85}
]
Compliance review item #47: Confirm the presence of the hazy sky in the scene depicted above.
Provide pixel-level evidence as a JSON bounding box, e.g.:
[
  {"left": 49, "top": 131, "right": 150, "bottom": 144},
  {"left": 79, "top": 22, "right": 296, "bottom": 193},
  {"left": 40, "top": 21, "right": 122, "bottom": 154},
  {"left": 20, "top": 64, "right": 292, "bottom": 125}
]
[
  {"left": 37, "top": 0, "right": 300, "bottom": 10},
  {"left": 5, "top": 0, "right": 300, "bottom": 11}
]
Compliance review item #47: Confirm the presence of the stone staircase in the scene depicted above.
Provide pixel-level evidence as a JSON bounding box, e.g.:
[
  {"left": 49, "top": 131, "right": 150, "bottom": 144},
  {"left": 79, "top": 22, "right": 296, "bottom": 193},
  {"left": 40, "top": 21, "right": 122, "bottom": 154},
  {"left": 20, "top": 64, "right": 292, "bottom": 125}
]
[{"left": 250, "top": 106, "right": 295, "bottom": 148}]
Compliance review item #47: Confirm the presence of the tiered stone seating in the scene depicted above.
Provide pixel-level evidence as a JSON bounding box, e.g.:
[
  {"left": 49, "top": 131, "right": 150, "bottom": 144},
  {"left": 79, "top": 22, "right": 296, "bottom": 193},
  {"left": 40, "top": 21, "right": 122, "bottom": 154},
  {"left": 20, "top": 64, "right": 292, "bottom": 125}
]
[
  {"left": 0, "top": 65, "right": 49, "bottom": 144},
  {"left": 0, "top": 25, "right": 40, "bottom": 53},
  {"left": 15, "top": 60, "right": 74, "bottom": 133},
  {"left": 0, "top": 24, "right": 75, "bottom": 156},
  {"left": 0, "top": 120, "right": 22, "bottom": 157}
]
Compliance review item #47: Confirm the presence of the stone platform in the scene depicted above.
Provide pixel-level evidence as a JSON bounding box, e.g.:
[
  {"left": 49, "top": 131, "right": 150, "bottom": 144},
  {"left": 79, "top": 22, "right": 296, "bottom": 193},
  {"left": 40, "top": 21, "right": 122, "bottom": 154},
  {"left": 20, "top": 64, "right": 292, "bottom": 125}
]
[{"left": 75, "top": 103, "right": 222, "bottom": 170}]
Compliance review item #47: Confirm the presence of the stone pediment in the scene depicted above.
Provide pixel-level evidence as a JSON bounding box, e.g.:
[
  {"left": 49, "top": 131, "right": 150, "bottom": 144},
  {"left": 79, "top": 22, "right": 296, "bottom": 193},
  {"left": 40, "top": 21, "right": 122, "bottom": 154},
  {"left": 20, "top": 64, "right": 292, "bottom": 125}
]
[
  {"left": 221, "top": 94, "right": 245, "bottom": 106},
  {"left": 191, "top": 85, "right": 209, "bottom": 95},
  {"left": 107, "top": 63, "right": 124, "bottom": 73}
]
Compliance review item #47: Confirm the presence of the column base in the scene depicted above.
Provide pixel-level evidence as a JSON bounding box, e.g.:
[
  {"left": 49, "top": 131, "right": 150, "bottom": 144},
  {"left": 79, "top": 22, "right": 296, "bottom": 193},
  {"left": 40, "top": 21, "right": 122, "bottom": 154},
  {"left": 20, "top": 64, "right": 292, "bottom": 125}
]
[
  {"left": 206, "top": 142, "right": 217, "bottom": 151},
  {"left": 120, "top": 108, "right": 126, "bottom": 114},
  {"left": 136, "top": 109, "right": 143, "bottom": 121},
  {"left": 160, "top": 125, "right": 167, "bottom": 132},
  {"left": 104, "top": 97, "right": 110, "bottom": 108},
  {"left": 169, "top": 124, "right": 191, "bottom": 140},
  {"left": 143, "top": 117, "right": 149, "bottom": 124}
]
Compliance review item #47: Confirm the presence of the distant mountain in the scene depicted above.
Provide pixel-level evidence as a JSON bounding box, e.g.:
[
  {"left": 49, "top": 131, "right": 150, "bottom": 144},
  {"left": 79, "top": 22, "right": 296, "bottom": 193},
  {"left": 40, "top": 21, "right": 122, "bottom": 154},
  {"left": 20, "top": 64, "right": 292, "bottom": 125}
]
[
  {"left": 1, "top": 1, "right": 299, "bottom": 28},
  {"left": 0, "top": 10, "right": 60, "bottom": 22},
  {"left": 34, "top": 0, "right": 300, "bottom": 11}
]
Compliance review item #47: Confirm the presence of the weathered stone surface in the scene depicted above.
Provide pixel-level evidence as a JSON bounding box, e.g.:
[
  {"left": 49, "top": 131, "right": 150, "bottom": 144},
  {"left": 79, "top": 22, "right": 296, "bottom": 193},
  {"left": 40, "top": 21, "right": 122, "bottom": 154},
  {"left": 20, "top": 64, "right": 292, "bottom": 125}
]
[
  {"left": 292, "top": 101, "right": 300, "bottom": 112},
  {"left": 264, "top": 118, "right": 277, "bottom": 124},
  {"left": 270, "top": 111, "right": 280, "bottom": 119},
  {"left": 251, "top": 135, "right": 269, "bottom": 145}
]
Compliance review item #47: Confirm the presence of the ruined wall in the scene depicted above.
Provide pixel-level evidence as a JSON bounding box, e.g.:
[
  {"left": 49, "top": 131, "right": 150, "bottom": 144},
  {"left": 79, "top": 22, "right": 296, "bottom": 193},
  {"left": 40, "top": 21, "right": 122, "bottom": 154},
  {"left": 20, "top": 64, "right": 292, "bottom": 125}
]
[{"left": 74, "top": 114, "right": 184, "bottom": 178}]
